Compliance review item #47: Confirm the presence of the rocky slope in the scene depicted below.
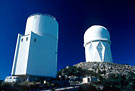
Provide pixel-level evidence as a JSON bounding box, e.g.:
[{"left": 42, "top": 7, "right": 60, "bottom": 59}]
[
  {"left": 57, "top": 62, "right": 135, "bottom": 90},
  {"left": 74, "top": 62, "right": 135, "bottom": 77}
]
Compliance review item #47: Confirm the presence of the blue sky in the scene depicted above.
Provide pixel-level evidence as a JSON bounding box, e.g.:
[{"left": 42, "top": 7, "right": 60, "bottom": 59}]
[{"left": 0, "top": 0, "right": 135, "bottom": 79}]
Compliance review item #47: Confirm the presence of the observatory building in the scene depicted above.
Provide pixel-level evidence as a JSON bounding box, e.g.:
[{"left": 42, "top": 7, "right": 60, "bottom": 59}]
[
  {"left": 10, "top": 14, "right": 58, "bottom": 81},
  {"left": 84, "top": 25, "right": 113, "bottom": 62}
]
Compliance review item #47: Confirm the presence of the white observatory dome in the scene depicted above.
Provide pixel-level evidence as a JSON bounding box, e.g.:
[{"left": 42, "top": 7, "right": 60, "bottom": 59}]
[
  {"left": 25, "top": 14, "right": 58, "bottom": 38},
  {"left": 84, "top": 25, "right": 112, "bottom": 62},
  {"left": 84, "top": 25, "right": 110, "bottom": 46}
]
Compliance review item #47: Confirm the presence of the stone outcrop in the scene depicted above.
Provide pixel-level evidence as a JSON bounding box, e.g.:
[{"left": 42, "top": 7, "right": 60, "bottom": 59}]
[{"left": 74, "top": 62, "right": 135, "bottom": 77}]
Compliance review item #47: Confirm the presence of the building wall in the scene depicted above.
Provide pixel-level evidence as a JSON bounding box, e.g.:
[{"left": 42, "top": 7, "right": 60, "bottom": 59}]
[
  {"left": 26, "top": 32, "right": 57, "bottom": 77},
  {"left": 85, "top": 41, "right": 112, "bottom": 62},
  {"left": 12, "top": 34, "right": 31, "bottom": 75},
  {"left": 11, "top": 32, "right": 58, "bottom": 77},
  {"left": 11, "top": 34, "right": 21, "bottom": 75}
]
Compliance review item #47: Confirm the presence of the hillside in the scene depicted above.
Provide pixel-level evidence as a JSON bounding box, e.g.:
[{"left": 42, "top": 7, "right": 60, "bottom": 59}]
[
  {"left": 74, "top": 62, "right": 135, "bottom": 77},
  {"left": 58, "top": 62, "right": 135, "bottom": 91}
]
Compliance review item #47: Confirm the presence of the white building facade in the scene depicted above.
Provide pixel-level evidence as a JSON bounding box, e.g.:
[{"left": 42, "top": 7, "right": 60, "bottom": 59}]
[
  {"left": 84, "top": 25, "right": 112, "bottom": 62},
  {"left": 11, "top": 14, "right": 58, "bottom": 78}
]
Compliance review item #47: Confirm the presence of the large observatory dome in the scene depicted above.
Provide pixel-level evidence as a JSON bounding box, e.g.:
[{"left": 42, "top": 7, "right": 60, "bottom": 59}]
[
  {"left": 84, "top": 25, "right": 110, "bottom": 46},
  {"left": 11, "top": 13, "right": 59, "bottom": 78},
  {"left": 25, "top": 14, "right": 58, "bottom": 38}
]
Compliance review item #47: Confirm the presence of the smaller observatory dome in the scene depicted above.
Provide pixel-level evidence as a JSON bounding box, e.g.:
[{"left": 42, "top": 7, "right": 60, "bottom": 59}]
[{"left": 84, "top": 25, "right": 110, "bottom": 46}]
